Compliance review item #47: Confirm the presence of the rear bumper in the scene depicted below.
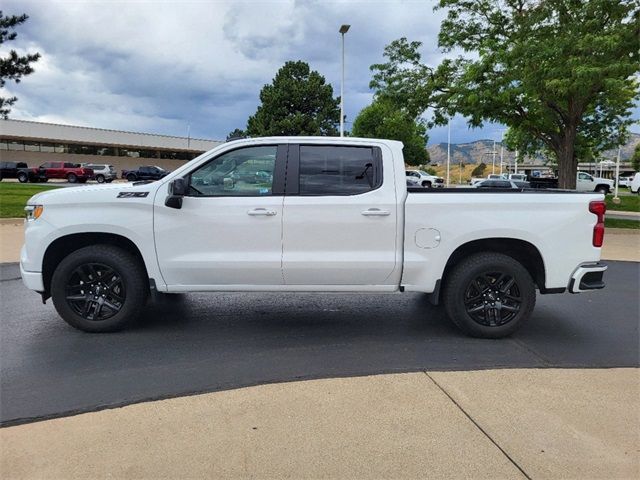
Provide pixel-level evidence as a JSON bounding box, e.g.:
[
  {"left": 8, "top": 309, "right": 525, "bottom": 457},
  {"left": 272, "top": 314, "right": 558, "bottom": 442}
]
[{"left": 569, "top": 262, "right": 607, "bottom": 293}]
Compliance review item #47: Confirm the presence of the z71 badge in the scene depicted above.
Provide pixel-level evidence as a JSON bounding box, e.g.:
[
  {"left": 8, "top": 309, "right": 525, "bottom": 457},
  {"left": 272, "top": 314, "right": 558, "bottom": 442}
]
[{"left": 117, "top": 192, "right": 149, "bottom": 198}]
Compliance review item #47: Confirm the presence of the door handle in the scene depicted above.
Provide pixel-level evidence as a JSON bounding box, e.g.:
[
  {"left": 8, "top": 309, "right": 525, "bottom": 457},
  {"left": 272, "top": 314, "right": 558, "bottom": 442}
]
[
  {"left": 361, "top": 208, "right": 391, "bottom": 216},
  {"left": 247, "top": 208, "right": 277, "bottom": 216}
]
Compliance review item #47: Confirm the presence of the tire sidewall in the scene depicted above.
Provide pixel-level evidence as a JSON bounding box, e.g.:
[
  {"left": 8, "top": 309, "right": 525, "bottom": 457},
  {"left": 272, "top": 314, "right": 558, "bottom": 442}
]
[
  {"left": 67, "top": 173, "right": 77, "bottom": 183},
  {"left": 18, "top": 173, "right": 28, "bottom": 183},
  {"left": 51, "top": 246, "right": 147, "bottom": 332},
  {"left": 96, "top": 175, "right": 105, "bottom": 183},
  {"left": 444, "top": 253, "right": 536, "bottom": 338}
]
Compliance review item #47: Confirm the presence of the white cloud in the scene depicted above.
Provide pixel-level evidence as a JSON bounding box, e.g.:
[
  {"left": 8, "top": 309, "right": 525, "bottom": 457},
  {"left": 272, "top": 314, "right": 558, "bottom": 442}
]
[{"left": 3, "top": 0, "right": 637, "bottom": 144}]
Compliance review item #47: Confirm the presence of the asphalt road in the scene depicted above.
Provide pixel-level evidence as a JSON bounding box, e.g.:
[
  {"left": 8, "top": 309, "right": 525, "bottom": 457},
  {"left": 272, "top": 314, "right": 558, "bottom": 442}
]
[{"left": 1, "top": 261, "right": 638, "bottom": 426}]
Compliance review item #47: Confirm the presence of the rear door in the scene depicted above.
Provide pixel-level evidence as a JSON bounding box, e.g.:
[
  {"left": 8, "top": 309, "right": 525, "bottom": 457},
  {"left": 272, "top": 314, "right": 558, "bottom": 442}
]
[{"left": 282, "top": 144, "right": 398, "bottom": 285}]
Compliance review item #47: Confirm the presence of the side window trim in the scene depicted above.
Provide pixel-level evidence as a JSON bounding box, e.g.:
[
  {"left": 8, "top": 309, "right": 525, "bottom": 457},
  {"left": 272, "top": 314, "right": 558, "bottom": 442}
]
[{"left": 285, "top": 144, "right": 383, "bottom": 197}]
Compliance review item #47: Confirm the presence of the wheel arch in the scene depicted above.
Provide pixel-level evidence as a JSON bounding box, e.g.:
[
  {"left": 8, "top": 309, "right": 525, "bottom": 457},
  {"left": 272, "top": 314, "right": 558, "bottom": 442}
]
[
  {"left": 430, "top": 237, "right": 549, "bottom": 305},
  {"left": 42, "top": 232, "right": 149, "bottom": 296}
]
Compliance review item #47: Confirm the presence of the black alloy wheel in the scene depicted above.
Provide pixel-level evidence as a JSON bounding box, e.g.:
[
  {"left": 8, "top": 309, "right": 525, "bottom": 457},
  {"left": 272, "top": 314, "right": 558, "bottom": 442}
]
[
  {"left": 64, "top": 263, "right": 125, "bottom": 321},
  {"left": 463, "top": 271, "right": 521, "bottom": 327},
  {"left": 51, "top": 245, "right": 148, "bottom": 332},
  {"left": 442, "top": 252, "right": 536, "bottom": 338}
]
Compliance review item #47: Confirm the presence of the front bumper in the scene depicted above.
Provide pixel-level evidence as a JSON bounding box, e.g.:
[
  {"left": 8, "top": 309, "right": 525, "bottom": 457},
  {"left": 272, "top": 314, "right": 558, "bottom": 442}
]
[
  {"left": 569, "top": 262, "right": 607, "bottom": 293},
  {"left": 20, "top": 262, "right": 44, "bottom": 292}
]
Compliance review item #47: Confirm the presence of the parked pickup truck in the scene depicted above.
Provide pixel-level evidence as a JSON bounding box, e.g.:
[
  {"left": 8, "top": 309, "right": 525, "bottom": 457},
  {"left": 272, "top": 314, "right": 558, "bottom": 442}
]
[
  {"left": 39, "top": 162, "right": 94, "bottom": 183},
  {"left": 21, "top": 137, "right": 607, "bottom": 338},
  {"left": 529, "top": 172, "right": 614, "bottom": 193},
  {"left": 0, "top": 162, "right": 47, "bottom": 183},
  {"left": 122, "top": 165, "right": 169, "bottom": 182}
]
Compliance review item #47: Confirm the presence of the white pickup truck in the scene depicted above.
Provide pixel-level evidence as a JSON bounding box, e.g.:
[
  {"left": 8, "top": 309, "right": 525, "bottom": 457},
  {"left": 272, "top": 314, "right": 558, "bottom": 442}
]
[{"left": 21, "top": 137, "right": 607, "bottom": 338}]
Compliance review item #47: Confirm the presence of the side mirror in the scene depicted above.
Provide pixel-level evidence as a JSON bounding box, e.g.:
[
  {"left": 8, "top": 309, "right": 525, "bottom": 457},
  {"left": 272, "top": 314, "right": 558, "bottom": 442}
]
[{"left": 165, "top": 178, "right": 187, "bottom": 209}]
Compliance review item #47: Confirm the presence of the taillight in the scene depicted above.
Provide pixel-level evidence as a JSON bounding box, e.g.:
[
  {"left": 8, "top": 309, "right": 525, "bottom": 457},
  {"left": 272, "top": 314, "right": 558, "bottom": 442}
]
[{"left": 589, "top": 200, "right": 606, "bottom": 247}]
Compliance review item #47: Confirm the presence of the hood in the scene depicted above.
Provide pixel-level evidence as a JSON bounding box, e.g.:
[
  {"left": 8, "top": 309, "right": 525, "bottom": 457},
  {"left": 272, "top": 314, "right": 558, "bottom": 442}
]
[{"left": 27, "top": 181, "right": 155, "bottom": 205}]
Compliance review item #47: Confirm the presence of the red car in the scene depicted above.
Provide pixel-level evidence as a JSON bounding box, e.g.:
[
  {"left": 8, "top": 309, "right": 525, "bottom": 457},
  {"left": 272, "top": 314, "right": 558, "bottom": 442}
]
[{"left": 39, "top": 162, "right": 94, "bottom": 183}]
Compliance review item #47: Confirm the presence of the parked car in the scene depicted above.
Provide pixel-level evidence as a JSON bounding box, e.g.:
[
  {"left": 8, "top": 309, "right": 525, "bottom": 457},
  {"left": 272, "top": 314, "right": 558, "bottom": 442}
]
[
  {"left": 0, "top": 162, "right": 46, "bottom": 183},
  {"left": 405, "top": 170, "right": 445, "bottom": 188},
  {"left": 474, "top": 179, "right": 531, "bottom": 189},
  {"left": 618, "top": 176, "right": 634, "bottom": 188},
  {"left": 630, "top": 172, "right": 640, "bottom": 194},
  {"left": 38, "top": 162, "right": 94, "bottom": 183},
  {"left": 85, "top": 164, "right": 117, "bottom": 183},
  {"left": 22, "top": 137, "right": 607, "bottom": 339},
  {"left": 122, "top": 165, "right": 169, "bottom": 182},
  {"left": 529, "top": 172, "right": 614, "bottom": 193},
  {"left": 406, "top": 176, "right": 421, "bottom": 187}
]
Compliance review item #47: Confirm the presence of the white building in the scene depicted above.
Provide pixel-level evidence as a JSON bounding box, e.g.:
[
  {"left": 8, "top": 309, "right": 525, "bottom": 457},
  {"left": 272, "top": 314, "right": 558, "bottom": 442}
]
[{"left": 0, "top": 119, "right": 223, "bottom": 171}]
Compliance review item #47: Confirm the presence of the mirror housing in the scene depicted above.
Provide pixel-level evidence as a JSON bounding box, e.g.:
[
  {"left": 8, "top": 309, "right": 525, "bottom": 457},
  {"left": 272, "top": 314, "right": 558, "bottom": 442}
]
[{"left": 165, "top": 178, "right": 187, "bottom": 209}]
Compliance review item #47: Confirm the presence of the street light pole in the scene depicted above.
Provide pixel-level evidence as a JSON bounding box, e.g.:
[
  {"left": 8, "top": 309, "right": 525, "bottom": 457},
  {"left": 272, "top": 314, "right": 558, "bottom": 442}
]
[
  {"left": 446, "top": 119, "right": 451, "bottom": 186},
  {"left": 339, "top": 24, "right": 350, "bottom": 137},
  {"left": 614, "top": 146, "right": 621, "bottom": 201},
  {"left": 492, "top": 139, "right": 496, "bottom": 174}
]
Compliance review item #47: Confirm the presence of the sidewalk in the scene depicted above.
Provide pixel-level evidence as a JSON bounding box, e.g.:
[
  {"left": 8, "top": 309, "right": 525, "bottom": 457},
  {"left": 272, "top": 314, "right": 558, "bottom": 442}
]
[{"left": 1, "top": 369, "right": 638, "bottom": 479}]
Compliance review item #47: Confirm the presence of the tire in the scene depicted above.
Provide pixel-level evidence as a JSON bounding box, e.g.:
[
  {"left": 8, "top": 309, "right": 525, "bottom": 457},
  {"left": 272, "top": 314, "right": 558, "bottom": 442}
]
[
  {"left": 422, "top": 181, "right": 432, "bottom": 188},
  {"left": 126, "top": 173, "right": 137, "bottom": 182},
  {"left": 17, "top": 172, "right": 28, "bottom": 183},
  {"left": 595, "top": 185, "right": 609, "bottom": 194},
  {"left": 67, "top": 173, "right": 78, "bottom": 183},
  {"left": 50, "top": 245, "right": 148, "bottom": 332},
  {"left": 442, "top": 252, "right": 536, "bottom": 338},
  {"left": 96, "top": 174, "right": 105, "bottom": 183}
]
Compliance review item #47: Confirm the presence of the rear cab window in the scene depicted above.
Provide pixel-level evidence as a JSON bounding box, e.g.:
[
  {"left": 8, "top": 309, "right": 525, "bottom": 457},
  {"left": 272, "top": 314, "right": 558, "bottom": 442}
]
[{"left": 290, "top": 145, "right": 382, "bottom": 196}]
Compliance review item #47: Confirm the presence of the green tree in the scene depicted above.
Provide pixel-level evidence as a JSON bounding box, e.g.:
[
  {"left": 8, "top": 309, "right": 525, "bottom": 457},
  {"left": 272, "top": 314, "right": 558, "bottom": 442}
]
[
  {"left": 471, "top": 162, "right": 487, "bottom": 177},
  {"left": 352, "top": 99, "right": 429, "bottom": 166},
  {"left": 246, "top": 61, "right": 340, "bottom": 136},
  {"left": 632, "top": 143, "right": 640, "bottom": 173},
  {"left": 0, "top": 11, "right": 40, "bottom": 118},
  {"left": 371, "top": 1, "right": 639, "bottom": 189},
  {"left": 226, "top": 128, "right": 246, "bottom": 141}
]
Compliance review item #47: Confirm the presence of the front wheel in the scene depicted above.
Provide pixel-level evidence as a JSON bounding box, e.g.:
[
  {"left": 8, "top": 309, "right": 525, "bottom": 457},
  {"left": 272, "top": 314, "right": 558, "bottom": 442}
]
[
  {"left": 51, "top": 245, "right": 148, "bottom": 332},
  {"left": 67, "top": 173, "right": 78, "bottom": 183},
  {"left": 126, "top": 174, "right": 136, "bottom": 182},
  {"left": 595, "top": 185, "right": 609, "bottom": 194},
  {"left": 442, "top": 252, "right": 536, "bottom": 338},
  {"left": 96, "top": 174, "right": 105, "bottom": 183},
  {"left": 422, "top": 181, "right": 432, "bottom": 188},
  {"left": 17, "top": 172, "right": 28, "bottom": 183}
]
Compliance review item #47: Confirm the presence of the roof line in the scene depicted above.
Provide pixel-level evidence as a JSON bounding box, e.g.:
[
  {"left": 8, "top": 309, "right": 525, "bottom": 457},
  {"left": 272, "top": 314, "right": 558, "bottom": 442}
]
[{"left": 1, "top": 118, "right": 221, "bottom": 143}]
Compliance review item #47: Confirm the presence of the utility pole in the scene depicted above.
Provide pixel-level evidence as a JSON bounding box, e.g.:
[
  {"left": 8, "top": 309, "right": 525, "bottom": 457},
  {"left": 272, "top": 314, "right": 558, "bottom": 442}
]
[
  {"left": 339, "top": 24, "right": 350, "bottom": 137},
  {"left": 514, "top": 149, "right": 518, "bottom": 174},
  {"left": 446, "top": 119, "right": 451, "bottom": 186},
  {"left": 492, "top": 139, "right": 496, "bottom": 174},
  {"left": 613, "top": 146, "right": 621, "bottom": 202}
]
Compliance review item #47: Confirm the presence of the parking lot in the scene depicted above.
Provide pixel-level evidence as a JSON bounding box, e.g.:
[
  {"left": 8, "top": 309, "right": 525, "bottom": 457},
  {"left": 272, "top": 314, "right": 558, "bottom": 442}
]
[{"left": 1, "top": 260, "right": 638, "bottom": 426}]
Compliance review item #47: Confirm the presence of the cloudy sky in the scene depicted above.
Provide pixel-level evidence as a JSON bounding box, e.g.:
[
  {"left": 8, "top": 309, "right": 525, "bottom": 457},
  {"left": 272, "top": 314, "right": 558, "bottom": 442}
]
[{"left": 2, "top": 0, "right": 638, "bottom": 145}]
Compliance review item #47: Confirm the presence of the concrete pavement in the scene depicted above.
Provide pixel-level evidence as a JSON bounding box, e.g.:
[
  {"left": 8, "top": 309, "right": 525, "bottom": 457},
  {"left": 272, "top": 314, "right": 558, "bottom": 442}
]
[{"left": 1, "top": 369, "right": 638, "bottom": 479}]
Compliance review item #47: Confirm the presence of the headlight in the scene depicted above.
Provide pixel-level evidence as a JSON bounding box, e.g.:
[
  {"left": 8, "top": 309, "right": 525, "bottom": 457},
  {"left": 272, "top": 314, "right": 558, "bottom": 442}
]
[{"left": 24, "top": 205, "right": 43, "bottom": 222}]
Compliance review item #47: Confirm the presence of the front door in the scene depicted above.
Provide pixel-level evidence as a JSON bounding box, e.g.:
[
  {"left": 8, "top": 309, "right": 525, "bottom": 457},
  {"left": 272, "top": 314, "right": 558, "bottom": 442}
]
[
  {"left": 154, "top": 144, "right": 286, "bottom": 288},
  {"left": 282, "top": 144, "right": 399, "bottom": 285}
]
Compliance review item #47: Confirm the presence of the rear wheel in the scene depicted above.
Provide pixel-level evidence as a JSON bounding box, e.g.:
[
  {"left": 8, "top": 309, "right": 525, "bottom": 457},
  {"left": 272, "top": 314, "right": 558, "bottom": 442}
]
[
  {"left": 442, "top": 252, "right": 536, "bottom": 338},
  {"left": 595, "top": 185, "right": 609, "bottom": 194},
  {"left": 126, "top": 173, "right": 137, "bottom": 182},
  {"left": 51, "top": 245, "right": 148, "bottom": 332},
  {"left": 96, "top": 174, "right": 105, "bottom": 183},
  {"left": 17, "top": 172, "right": 28, "bottom": 183},
  {"left": 67, "top": 173, "right": 78, "bottom": 183}
]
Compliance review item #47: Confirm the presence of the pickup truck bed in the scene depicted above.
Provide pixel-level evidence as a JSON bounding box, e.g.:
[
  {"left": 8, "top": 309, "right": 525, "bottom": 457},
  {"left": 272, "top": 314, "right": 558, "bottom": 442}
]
[{"left": 20, "top": 136, "right": 606, "bottom": 338}]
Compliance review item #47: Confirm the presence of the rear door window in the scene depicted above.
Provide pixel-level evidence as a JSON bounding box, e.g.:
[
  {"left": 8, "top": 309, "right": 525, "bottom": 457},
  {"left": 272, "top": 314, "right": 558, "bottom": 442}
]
[{"left": 296, "top": 145, "right": 381, "bottom": 196}]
